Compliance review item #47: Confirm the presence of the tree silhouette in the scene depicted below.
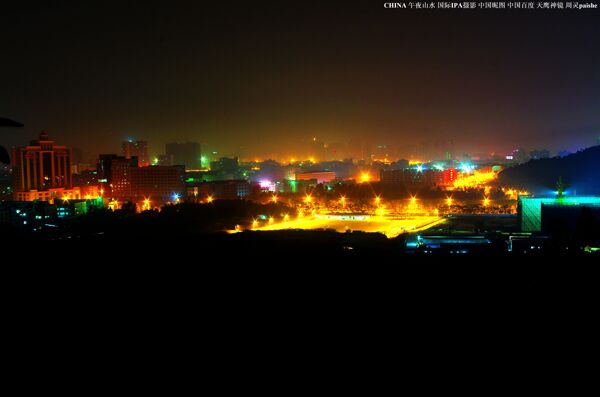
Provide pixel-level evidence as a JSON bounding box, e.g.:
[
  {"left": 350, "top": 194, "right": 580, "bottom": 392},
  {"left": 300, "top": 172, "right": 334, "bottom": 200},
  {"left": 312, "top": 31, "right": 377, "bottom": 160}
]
[{"left": 0, "top": 116, "right": 24, "bottom": 164}]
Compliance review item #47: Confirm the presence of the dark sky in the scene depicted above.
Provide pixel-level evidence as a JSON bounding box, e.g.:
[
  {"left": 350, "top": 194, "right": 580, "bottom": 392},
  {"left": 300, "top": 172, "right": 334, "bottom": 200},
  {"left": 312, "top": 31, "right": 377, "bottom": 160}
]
[{"left": 1, "top": 0, "right": 599, "bottom": 159}]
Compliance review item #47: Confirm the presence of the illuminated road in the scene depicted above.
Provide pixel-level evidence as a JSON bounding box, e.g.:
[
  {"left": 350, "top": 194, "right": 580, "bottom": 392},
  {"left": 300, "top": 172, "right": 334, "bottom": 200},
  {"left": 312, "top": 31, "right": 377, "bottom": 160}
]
[{"left": 254, "top": 214, "right": 445, "bottom": 238}]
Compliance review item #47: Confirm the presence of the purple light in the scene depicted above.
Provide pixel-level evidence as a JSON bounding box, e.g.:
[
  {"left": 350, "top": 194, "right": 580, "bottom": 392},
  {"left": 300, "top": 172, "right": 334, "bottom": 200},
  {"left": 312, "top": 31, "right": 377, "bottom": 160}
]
[{"left": 259, "top": 180, "right": 276, "bottom": 192}]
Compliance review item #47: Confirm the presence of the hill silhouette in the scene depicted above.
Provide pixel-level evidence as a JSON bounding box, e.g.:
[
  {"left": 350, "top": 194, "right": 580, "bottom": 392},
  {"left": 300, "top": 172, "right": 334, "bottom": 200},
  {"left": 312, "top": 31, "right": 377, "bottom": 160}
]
[{"left": 497, "top": 145, "right": 600, "bottom": 195}]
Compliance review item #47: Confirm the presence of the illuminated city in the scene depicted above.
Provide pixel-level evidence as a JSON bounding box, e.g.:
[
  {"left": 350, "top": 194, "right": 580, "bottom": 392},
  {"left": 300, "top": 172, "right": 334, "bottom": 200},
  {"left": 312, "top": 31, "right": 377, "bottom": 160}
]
[{"left": 1, "top": 2, "right": 600, "bottom": 262}]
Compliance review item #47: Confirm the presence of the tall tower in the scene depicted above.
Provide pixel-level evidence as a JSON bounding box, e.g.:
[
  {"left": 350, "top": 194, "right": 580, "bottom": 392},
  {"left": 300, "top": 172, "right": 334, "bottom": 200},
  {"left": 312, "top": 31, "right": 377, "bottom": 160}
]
[{"left": 122, "top": 139, "right": 149, "bottom": 167}]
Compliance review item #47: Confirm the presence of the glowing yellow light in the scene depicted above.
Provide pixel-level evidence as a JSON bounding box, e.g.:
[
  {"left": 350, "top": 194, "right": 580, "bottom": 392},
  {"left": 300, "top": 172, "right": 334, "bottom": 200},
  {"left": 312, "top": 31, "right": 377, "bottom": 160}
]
[
  {"left": 410, "top": 196, "right": 417, "bottom": 205},
  {"left": 99, "top": 189, "right": 104, "bottom": 196},
  {"left": 340, "top": 196, "right": 346, "bottom": 207},
  {"left": 271, "top": 195, "right": 278, "bottom": 203},
  {"left": 446, "top": 197, "right": 453, "bottom": 206},
  {"left": 374, "top": 196, "right": 381, "bottom": 205},
  {"left": 206, "top": 195, "right": 214, "bottom": 203},
  {"left": 85, "top": 194, "right": 92, "bottom": 200},
  {"left": 360, "top": 173, "right": 371, "bottom": 183},
  {"left": 309, "top": 157, "right": 315, "bottom": 163},
  {"left": 143, "top": 198, "right": 151, "bottom": 210},
  {"left": 304, "top": 195, "right": 312, "bottom": 204},
  {"left": 284, "top": 214, "right": 289, "bottom": 221},
  {"left": 453, "top": 171, "right": 497, "bottom": 190},
  {"left": 483, "top": 197, "right": 490, "bottom": 207},
  {"left": 268, "top": 216, "right": 274, "bottom": 224},
  {"left": 298, "top": 210, "right": 304, "bottom": 218},
  {"left": 252, "top": 219, "right": 258, "bottom": 228}
]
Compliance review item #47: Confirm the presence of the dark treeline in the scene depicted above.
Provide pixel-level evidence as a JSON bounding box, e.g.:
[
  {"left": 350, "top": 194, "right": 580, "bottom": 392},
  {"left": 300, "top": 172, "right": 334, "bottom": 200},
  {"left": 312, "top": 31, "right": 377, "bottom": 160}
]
[
  {"left": 497, "top": 145, "right": 600, "bottom": 194},
  {"left": 58, "top": 200, "right": 293, "bottom": 239}
]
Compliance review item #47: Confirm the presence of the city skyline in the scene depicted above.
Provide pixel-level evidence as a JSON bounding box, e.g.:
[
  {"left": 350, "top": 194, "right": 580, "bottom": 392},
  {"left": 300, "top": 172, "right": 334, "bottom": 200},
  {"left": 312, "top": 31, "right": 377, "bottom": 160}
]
[{"left": 1, "top": 1, "right": 599, "bottom": 157}]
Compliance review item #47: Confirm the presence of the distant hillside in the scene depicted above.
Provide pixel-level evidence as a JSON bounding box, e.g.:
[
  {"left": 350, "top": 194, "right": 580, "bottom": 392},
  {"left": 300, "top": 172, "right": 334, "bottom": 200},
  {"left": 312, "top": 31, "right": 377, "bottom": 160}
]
[{"left": 497, "top": 145, "right": 600, "bottom": 195}]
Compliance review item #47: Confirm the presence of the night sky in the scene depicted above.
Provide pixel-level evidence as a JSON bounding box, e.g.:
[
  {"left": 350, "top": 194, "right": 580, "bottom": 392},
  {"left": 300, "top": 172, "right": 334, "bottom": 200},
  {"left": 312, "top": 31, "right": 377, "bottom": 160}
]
[{"left": 1, "top": 1, "right": 599, "bottom": 159}]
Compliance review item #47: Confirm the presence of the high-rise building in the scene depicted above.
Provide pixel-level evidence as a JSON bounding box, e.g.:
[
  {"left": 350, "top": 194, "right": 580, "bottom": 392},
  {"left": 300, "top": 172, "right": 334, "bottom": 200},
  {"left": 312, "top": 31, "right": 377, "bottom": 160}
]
[
  {"left": 166, "top": 142, "right": 201, "bottom": 170},
  {"left": 98, "top": 154, "right": 184, "bottom": 204},
  {"left": 12, "top": 132, "right": 72, "bottom": 199},
  {"left": 122, "top": 140, "right": 149, "bottom": 167},
  {"left": 210, "top": 157, "right": 240, "bottom": 180},
  {"left": 97, "top": 154, "right": 138, "bottom": 197},
  {"left": 129, "top": 165, "right": 185, "bottom": 204}
]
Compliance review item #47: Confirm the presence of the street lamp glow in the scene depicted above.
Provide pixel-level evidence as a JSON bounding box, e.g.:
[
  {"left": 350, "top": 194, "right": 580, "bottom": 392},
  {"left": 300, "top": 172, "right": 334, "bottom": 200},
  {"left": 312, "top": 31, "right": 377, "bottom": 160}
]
[
  {"left": 340, "top": 196, "right": 346, "bottom": 207},
  {"left": 483, "top": 197, "right": 490, "bottom": 207},
  {"left": 304, "top": 194, "right": 312, "bottom": 204},
  {"left": 374, "top": 196, "right": 381, "bottom": 205},
  {"left": 206, "top": 195, "right": 214, "bottom": 203},
  {"left": 271, "top": 195, "right": 278, "bottom": 203},
  {"left": 446, "top": 197, "right": 453, "bottom": 206},
  {"left": 360, "top": 172, "right": 371, "bottom": 183}
]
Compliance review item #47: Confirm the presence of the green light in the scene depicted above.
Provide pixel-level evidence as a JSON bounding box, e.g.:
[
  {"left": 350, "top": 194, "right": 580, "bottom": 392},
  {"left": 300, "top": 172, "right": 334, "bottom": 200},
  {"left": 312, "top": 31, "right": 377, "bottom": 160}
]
[
  {"left": 519, "top": 196, "right": 600, "bottom": 232},
  {"left": 289, "top": 179, "right": 297, "bottom": 193}
]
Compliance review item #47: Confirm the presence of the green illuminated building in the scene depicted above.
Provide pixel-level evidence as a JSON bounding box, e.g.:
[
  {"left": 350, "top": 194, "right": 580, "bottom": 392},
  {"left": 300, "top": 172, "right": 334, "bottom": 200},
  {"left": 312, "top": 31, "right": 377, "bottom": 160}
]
[{"left": 518, "top": 196, "right": 600, "bottom": 232}]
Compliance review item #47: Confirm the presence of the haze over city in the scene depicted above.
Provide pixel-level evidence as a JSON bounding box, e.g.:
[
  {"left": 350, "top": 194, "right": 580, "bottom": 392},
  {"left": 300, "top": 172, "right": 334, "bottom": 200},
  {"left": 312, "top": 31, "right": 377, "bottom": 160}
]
[{"left": 1, "top": 1, "right": 599, "bottom": 159}]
